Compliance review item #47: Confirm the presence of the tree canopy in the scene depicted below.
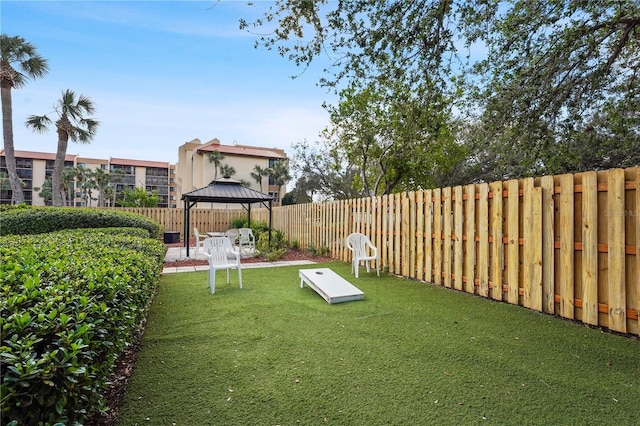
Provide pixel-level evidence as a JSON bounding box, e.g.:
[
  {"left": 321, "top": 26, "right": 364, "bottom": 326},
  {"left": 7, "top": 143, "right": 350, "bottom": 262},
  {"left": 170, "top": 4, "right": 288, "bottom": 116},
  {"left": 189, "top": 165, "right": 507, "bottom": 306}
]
[{"left": 243, "top": 0, "right": 640, "bottom": 197}]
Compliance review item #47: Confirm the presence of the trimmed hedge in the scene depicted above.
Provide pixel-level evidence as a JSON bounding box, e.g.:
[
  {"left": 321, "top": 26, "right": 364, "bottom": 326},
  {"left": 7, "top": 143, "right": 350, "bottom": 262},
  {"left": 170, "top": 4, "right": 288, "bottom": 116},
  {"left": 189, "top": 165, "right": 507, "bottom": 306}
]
[
  {"left": 0, "top": 230, "right": 165, "bottom": 425},
  {"left": 0, "top": 206, "right": 162, "bottom": 238}
]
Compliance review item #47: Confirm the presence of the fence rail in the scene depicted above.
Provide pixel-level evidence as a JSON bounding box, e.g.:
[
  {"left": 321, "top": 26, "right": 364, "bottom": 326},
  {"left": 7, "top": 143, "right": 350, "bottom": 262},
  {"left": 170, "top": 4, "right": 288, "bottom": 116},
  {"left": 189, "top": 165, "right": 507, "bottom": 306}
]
[{"left": 116, "top": 167, "right": 639, "bottom": 336}]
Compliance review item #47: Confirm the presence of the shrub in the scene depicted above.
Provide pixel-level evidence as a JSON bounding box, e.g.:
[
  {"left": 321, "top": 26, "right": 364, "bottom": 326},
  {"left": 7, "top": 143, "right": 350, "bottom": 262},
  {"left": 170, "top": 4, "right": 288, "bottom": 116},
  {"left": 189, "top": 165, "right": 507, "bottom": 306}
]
[
  {"left": 0, "top": 206, "right": 162, "bottom": 238},
  {"left": 231, "top": 217, "right": 248, "bottom": 229},
  {"left": 0, "top": 230, "right": 164, "bottom": 425},
  {"left": 254, "top": 228, "right": 289, "bottom": 261}
]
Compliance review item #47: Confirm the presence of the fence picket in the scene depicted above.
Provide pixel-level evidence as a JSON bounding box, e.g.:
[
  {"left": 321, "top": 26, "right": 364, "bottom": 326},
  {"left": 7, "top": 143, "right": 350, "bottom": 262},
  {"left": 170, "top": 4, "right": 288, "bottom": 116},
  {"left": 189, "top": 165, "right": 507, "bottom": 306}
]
[
  {"left": 424, "top": 189, "right": 434, "bottom": 283},
  {"left": 506, "top": 179, "right": 520, "bottom": 304},
  {"left": 540, "top": 175, "right": 555, "bottom": 314},
  {"left": 608, "top": 169, "right": 627, "bottom": 333},
  {"left": 464, "top": 184, "right": 476, "bottom": 294},
  {"left": 490, "top": 181, "right": 503, "bottom": 300},
  {"left": 416, "top": 191, "right": 425, "bottom": 281},
  {"left": 454, "top": 185, "right": 464, "bottom": 291},
  {"left": 433, "top": 188, "right": 442, "bottom": 285},
  {"left": 477, "top": 183, "right": 490, "bottom": 297},
  {"left": 443, "top": 187, "right": 453, "bottom": 288},
  {"left": 581, "top": 171, "right": 599, "bottom": 325},
  {"left": 559, "top": 174, "right": 575, "bottom": 319}
]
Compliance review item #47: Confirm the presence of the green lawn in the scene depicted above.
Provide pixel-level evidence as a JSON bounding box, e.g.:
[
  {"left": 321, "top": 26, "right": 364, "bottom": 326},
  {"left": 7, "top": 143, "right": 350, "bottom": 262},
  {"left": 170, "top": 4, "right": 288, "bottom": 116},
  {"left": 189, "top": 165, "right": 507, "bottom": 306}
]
[{"left": 117, "top": 262, "right": 639, "bottom": 425}]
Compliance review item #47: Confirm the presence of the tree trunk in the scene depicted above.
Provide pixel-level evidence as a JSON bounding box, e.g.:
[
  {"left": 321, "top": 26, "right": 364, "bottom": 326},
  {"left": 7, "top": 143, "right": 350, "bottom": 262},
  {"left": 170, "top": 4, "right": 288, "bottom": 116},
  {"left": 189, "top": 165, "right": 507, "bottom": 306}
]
[
  {"left": 52, "top": 126, "right": 69, "bottom": 207},
  {"left": 1, "top": 82, "right": 25, "bottom": 204}
]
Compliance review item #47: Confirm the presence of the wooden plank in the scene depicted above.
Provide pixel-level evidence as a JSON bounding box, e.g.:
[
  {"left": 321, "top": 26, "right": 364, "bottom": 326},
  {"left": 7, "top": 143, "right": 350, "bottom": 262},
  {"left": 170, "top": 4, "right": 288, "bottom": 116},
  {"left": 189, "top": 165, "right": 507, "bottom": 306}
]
[
  {"left": 375, "top": 196, "right": 383, "bottom": 272},
  {"left": 395, "top": 193, "right": 402, "bottom": 275},
  {"left": 540, "top": 175, "right": 556, "bottom": 314},
  {"left": 636, "top": 168, "right": 640, "bottom": 336},
  {"left": 607, "top": 169, "right": 626, "bottom": 333},
  {"left": 381, "top": 195, "right": 389, "bottom": 270},
  {"left": 506, "top": 179, "right": 520, "bottom": 304},
  {"left": 442, "top": 187, "right": 453, "bottom": 288},
  {"left": 433, "top": 188, "right": 442, "bottom": 285},
  {"left": 453, "top": 185, "right": 464, "bottom": 291},
  {"left": 581, "top": 171, "right": 599, "bottom": 326},
  {"left": 523, "top": 181, "right": 542, "bottom": 311},
  {"left": 489, "top": 181, "right": 503, "bottom": 300},
  {"left": 464, "top": 184, "right": 476, "bottom": 294},
  {"left": 559, "top": 174, "right": 575, "bottom": 319},
  {"left": 409, "top": 191, "right": 417, "bottom": 278},
  {"left": 402, "top": 193, "right": 411, "bottom": 277},
  {"left": 477, "top": 183, "right": 490, "bottom": 297},
  {"left": 424, "top": 189, "right": 434, "bottom": 283},
  {"left": 416, "top": 190, "right": 425, "bottom": 281}
]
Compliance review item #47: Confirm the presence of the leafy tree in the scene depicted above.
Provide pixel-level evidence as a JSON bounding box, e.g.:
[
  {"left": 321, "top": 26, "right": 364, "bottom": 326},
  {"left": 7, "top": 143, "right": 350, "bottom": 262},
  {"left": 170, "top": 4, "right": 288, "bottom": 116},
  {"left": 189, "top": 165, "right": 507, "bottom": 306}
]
[
  {"left": 25, "top": 89, "right": 99, "bottom": 206},
  {"left": 119, "top": 186, "right": 159, "bottom": 207},
  {"left": 290, "top": 140, "right": 360, "bottom": 201},
  {"left": 0, "top": 34, "right": 49, "bottom": 204},
  {"left": 207, "top": 150, "right": 225, "bottom": 181},
  {"left": 323, "top": 83, "right": 466, "bottom": 195},
  {"left": 244, "top": 1, "right": 640, "bottom": 183}
]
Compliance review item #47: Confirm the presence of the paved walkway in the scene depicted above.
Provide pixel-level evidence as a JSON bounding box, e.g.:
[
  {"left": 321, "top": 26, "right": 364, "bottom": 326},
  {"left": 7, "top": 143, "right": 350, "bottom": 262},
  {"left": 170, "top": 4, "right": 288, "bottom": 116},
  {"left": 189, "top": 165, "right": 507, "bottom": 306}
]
[{"left": 162, "top": 247, "right": 317, "bottom": 274}]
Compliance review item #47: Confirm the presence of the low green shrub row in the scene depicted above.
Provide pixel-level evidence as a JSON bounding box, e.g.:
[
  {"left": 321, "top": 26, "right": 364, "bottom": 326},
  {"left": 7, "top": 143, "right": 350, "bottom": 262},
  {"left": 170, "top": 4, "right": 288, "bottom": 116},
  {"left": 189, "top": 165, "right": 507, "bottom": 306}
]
[
  {"left": 0, "top": 229, "right": 165, "bottom": 425},
  {"left": 0, "top": 206, "right": 162, "bottom": 238}
]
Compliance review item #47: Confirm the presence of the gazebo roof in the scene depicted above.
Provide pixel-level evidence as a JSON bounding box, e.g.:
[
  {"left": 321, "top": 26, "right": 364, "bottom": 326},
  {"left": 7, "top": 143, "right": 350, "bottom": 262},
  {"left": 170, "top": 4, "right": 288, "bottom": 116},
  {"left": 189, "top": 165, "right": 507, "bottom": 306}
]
[{"left": 181, "top": 177, "right": 274, "bottom": 204}]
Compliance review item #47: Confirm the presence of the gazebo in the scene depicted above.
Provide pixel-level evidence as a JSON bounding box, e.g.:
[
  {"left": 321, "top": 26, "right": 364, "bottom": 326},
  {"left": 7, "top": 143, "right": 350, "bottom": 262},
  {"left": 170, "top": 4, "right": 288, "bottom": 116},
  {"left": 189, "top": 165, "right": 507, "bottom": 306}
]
[{"left": 181, "top": 177, "right": 274, "bottom": 257}]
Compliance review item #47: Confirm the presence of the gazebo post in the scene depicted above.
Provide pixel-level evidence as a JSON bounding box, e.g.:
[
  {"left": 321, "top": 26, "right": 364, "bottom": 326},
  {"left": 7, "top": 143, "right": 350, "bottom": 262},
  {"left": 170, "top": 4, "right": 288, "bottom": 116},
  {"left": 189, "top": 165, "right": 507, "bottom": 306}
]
[
  {"left": 184, "top": 197, "right": 190, "bottom": 258},
  {"left": 268, "top": 199, "right": 273, "bottom": 248}
]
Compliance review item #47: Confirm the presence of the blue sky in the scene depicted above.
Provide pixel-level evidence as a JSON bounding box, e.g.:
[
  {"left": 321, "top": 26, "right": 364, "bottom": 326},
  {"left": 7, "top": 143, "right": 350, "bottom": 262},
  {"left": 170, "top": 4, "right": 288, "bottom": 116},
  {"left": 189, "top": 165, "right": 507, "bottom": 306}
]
[{"left": 2, "top": 1, "right": 336, "bottom": 163}]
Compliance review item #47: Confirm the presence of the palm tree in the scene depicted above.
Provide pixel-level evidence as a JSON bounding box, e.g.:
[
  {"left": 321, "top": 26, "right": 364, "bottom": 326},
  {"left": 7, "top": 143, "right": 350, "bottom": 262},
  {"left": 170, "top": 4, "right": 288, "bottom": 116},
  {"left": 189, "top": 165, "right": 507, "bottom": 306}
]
[
  {"left": 219, "top": 163, "right": 236, "bottom": 179},
  {"left": 207, "top": 150, "right": 224, "bottom": 181},
  {"left": 61, "top": 166, "right": 77, "bottom": 206},
  {"left": 1, "top": 34, "right": 49, "bottom": 204},
  {"left": 93, "top": 168, "right": 110, "bottom": 207},
  {"left": 251, "top": 165, "right": 268, "bottom": 192},
  {"left": 267, "top": 160, "right": 291, "bottom": 204},
  {"left": 25, "top": 89, "right": 98, "bottom": 206},
  {"left": 108, "top": 168, "right": 125, "bottom": 207}
]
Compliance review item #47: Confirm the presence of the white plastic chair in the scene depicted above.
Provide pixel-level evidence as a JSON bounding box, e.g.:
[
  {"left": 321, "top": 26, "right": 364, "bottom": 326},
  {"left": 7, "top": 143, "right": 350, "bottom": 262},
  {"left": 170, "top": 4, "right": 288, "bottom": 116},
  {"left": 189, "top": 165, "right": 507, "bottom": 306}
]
[
  {"left": 346, "top": 232, "right": 380, "bottom": 278},
  {"left": 238, "top": 228, "right": 255, "bottom": 253},
  {"left": 202, "top": 237, "right": 242, "bottom": 293},
  {"left": 224, "top": 228, "right": 239, "bottom": 248},
  {"left": 193, "top": 227, "right": 207, "bottom": 254}
]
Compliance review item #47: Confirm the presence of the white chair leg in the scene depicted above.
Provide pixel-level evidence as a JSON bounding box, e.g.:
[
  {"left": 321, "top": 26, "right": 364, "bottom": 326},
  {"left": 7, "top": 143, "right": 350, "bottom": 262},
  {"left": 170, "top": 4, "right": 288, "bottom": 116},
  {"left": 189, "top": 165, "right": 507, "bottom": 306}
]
[
  {"left": 237, "top": 267, "right": 242, "bottom": 289},
  {"left": 226, "top": 269, "right": 231, "bottom": 284},
  {"left": 210, "top": 269, "right": 216, "bottom": 294}
]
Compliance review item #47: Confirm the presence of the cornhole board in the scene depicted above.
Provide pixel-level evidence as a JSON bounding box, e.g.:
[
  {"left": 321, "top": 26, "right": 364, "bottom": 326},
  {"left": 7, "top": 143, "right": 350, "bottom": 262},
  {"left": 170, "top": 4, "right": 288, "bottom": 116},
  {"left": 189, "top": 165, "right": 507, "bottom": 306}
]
[{"left": 299, "top": 268, "right": 364, "bottom": 304}]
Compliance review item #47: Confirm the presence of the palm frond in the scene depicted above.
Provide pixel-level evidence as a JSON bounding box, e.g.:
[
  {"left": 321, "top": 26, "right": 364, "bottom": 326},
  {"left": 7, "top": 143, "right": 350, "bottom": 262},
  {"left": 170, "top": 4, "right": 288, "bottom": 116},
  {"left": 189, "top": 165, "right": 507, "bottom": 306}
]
[{"left": 24, "top": 114, "right": 52, "bottom": 133}]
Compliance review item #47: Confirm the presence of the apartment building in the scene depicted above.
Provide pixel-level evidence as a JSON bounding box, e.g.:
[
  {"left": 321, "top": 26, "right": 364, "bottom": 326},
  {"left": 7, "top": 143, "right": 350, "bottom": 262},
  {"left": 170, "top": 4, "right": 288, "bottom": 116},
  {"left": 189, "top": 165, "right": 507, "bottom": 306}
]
[
  {"left": 1, "top": 138, "right": 288, "bottom": 207},
  {"left": 175, "top": 138, "right": 288, "bottom": 204},
  {"left": 0, "top": 150, "right": 176, "bottom": 208}
]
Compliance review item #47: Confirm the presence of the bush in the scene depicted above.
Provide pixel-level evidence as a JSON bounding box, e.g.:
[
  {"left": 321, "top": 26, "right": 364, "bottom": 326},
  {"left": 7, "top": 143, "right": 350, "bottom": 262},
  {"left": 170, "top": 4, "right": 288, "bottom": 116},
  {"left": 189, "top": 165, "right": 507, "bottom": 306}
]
[
  {"left": 0, "top": 229, "right": 165, "bottom": 425},
  {"left": 255, "top": 228, "right": 288, "bottom": 260},
  {"left": 0, "top": 206, "right": 162, "bottom": 238},
  {"left": 231, "top": 217, "right": 248, "bottom": 229}
]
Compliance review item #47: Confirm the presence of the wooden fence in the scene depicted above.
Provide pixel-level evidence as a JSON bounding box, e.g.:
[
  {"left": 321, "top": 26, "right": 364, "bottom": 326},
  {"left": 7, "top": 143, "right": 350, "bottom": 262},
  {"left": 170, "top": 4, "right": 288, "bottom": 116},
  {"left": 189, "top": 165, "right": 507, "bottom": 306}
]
[{"left": 117, "top": 167, "right": 639, "bottom": 336}]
